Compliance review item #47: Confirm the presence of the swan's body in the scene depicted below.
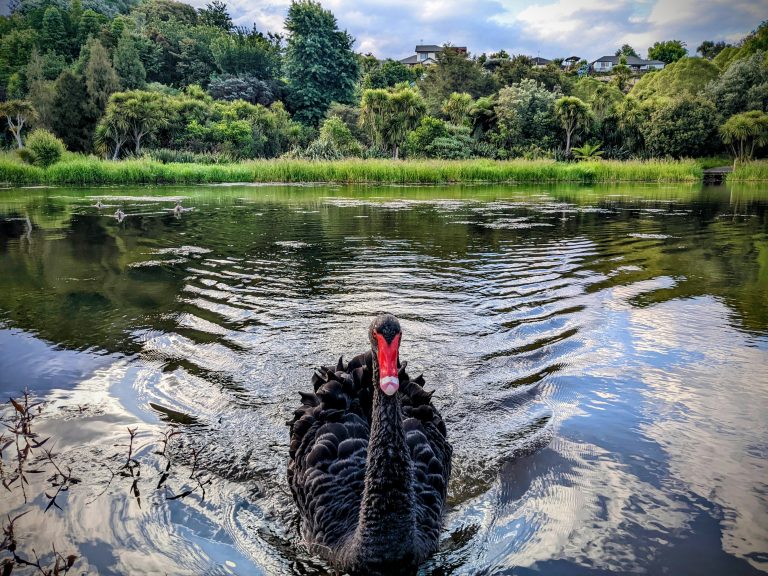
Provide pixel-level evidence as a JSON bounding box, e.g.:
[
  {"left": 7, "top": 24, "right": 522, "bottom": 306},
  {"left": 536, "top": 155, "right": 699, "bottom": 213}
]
[{"left": 288, "top": 315, "right": 452, "bottom": 575}]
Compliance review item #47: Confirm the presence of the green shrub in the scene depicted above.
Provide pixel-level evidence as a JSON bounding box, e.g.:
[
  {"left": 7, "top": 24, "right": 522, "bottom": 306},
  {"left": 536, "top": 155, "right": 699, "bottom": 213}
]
[
  {"left": 318, "top": 116, "right": 362, "bottom": 157},
  {"left": 404, "top": 117, "right": 449, "bottom": 157},
  {"left": 17, "top": 129, "right": 66, "bottom": 168}
]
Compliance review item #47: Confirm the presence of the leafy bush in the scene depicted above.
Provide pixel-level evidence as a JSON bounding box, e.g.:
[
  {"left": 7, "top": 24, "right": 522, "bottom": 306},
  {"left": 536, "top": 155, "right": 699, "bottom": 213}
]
[
  {"left": 643, "top": 98, "right": 720, "bottom": 158},
  {"left": 404, "top": 116, "right": 449, "bottom": 157},
  {"left": 571, "top": 142, "right": 604, "bottom": 160},
  {"left": 17, "top": 129, "right": 66, "bottom": 168},
  {"left": 630, "top": 57, "right": 720, "bottom": 101},
  {"left": 424, "top": 135, "right": 473, "bottom": 159},
  {"left": 705, "top": 51, "right": 768, "bottom": 119},
  {"left": 318, "top": 116, "right": 362, "bottom": 157}
]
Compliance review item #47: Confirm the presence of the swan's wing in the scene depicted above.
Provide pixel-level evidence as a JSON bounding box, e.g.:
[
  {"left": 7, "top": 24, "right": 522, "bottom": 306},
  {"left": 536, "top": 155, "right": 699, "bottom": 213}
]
[
  {"left": 288, "top": 358, "right": 373, "bottom": 553},
  {"left": 399, "top": 363, "right": 453, "bottom": 555}
]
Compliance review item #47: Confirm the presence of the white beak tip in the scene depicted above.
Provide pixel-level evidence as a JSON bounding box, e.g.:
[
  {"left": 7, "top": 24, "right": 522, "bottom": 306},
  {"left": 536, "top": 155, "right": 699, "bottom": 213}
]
[{"left": 380, "top": 376, "right": 399, "bottom": 396}]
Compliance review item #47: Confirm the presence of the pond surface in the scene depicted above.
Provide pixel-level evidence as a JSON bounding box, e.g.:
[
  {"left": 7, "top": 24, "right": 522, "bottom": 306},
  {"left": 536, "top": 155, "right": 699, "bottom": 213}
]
[{"left": 0, "top": 183, "right": 767, "bottom": 575}]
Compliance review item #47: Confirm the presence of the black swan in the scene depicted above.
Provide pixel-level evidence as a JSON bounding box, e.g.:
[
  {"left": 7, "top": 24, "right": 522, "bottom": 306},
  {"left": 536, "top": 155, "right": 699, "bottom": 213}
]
[{"left": 288, "top": 314, "right": 452, "bottom": 575}]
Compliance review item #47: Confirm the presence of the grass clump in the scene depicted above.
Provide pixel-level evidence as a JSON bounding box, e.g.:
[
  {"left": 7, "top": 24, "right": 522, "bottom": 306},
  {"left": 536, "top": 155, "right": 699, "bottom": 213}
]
[
  {"left": 0, "top": 155, "right": 705, "bottom": 186},
  {"left": 728, "top": 161, "right": 768, "bottom": 182}
]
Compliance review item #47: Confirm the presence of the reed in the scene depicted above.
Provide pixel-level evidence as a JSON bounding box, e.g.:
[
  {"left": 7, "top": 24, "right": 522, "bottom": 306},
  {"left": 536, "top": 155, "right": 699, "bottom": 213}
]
[
  {"left": 0, "top": 155, "right": 706, "bottom": 186},
  {"left": 728, "top": 160, "right": 768, "bottom": 182}
]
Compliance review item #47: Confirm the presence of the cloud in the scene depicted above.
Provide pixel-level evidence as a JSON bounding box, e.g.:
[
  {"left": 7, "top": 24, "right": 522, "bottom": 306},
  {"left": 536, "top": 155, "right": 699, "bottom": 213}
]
[{"left": 184, "top": 0, "right": 764, "bottom": 60}]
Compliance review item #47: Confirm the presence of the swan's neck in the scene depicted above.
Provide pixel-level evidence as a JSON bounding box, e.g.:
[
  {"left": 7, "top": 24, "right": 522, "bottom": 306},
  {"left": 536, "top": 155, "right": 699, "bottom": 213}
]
[{"left": 353, "top": 359, "right": 415, "bottom": 563}]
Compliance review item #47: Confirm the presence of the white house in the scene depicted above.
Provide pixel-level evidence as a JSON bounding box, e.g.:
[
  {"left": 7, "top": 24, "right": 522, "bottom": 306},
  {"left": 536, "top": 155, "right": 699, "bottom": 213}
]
[
  {"left": 591, "top": 55, "right": 665, "bottom": 72},
  {"left": 400, "top": 45, "right": 467, "bottom": 66}
]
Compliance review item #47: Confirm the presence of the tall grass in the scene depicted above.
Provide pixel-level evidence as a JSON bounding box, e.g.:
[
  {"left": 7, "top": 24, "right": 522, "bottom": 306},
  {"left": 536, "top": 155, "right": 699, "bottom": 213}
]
[
  {"left": 0, "top": 155, "right": 704, "bottom": 186},
  {"left": 728, "top": 160, "right": 768, "bottom": 182}
]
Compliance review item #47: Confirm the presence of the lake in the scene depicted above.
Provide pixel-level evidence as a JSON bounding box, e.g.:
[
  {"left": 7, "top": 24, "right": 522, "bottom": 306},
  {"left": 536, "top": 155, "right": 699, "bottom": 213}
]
[{"left": 0, "top": 183, "right": 766, "bottom": 575}]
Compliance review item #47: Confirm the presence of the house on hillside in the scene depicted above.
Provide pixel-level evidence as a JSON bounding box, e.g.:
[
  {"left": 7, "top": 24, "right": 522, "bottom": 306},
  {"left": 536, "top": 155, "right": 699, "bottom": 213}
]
[
  {"left": 591, "top": 55, "right": 665, "bottom": 72},
  {"left": 400, "top": 45, "right": 467, "bottom": 66},
  {"left": 530, "top": 56, "right": 552, "bottom": 68}
]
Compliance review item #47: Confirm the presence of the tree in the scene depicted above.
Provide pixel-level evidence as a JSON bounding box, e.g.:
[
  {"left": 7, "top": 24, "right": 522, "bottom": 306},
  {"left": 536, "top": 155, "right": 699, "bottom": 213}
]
[
  {"left": 0, "top": 100, "right": 36, "bottom": 148},
  {"left": 25, "top": 48, "right": 56, "bottom": 129},
  {"left": 491, "top": 79, "right": 561, "bottom": 152},
  {"left": 360, "top": 84, "right": 425, "bottom": 158},
  {"left": 442, "top": 92, "right": 473, "bottom": 125},
  {"left": 647, "top": 40, "right": 688, "bottom": 64},
  {"left": 705, "top": 52, "right": 768, "bottom": 119},
  {"left": 113, "top": 29, "right": 146, "bottom": 89},
  {"left": 387, "top": 85, "right": 426, "bottom": 158},
  {"left": 615, "top": 44, "right": 638, "bottom": 58},
  {"left": 85, "top": 39, "right": 120, "bottom": 112},
  {"left": 720, "top": 110, "right": 768, "bottom": 163},
  {"left": 362, "top": 59, "right": 415, "bottom": 89},
  {"left": 419, "top": 46, "right": 497, "bottom": 113},
  {"left": 630, "top": 57, "right": 720, "bottom": 101},
  {"left": 469, "top": 95, "right": 497, "bottom": 140},
  {"left": 40, "top": 6, "right": 67, "bottom": 55},
  {"left": 642, "top": 97, "right": 719, "bottom": 158},
  {"left": 136, "top": 0, "right": 198, "bottom": 26},
  {"left": 211, "top": 28, "right": 281, "bottom": 78},
  {"left": 95, "top": 105, "right": 129, "bottom": 159},
  {"left": 612, "top": 61, "right": 632, "bottom": 91},
  {"left": 107, "top": 91, "right": 169, "bottom": 154},
  {"left": 616, "top": 97, "right": 650, "bottom": 153},
  {"left": 198, "top": 0, "right": 232, "bottom": 31},
  {"left": 208, "top": 74, "right": 280, "bottom": 106},
  {"left": 555, "top": 96, "right": 591, "bottom": 154},
  {"left": 697, "top": 40, "right": 731, "bottom": 60},
  {"left": 78, "top": 9, "right": 105, "bottom": 46},
  {"left": 284, "top": 0, "right": 359, "bottom": 125},
  {"left": 51, "top": 69, "right": 96, "bottom": 151},
  {"left": 325, "top": 102, "right": 366, "bottom": 143}
]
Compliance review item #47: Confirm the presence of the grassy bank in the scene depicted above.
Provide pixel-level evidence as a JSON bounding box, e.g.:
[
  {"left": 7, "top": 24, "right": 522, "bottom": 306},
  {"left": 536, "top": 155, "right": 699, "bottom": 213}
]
[
  {"left": 0, "top": 156, "right": 704, "bottom": 186},
  {"left": 728, "top": 160, "right": 768, "bottom": 182}
]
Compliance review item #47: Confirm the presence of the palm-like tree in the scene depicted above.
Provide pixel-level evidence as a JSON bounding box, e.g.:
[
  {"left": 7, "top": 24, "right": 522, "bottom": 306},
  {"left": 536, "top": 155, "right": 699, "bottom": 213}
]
[
  {"left": 720, "top": 110, "right": 768, "bottom": 165},
  {"left": 555, "top": 96, "right": 591, "bottom": 155},
  {"left": 359, "top": 89, "right": 390, "bottom": 149},
  {"left": 0, "top": 100, "right": 36, "bottom": 149},
  {"left": 387, "top": 86, "right": 426, "bottom": 159}
]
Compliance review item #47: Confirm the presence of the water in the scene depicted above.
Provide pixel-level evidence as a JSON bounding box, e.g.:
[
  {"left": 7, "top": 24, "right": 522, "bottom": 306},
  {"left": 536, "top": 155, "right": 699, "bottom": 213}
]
[{"left": 0, "top": 183, "right": 767, "bottom": 575}]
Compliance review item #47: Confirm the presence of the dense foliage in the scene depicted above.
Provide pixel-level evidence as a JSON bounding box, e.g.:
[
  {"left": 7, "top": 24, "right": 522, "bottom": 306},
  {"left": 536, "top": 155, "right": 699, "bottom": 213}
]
[{"left": 0, "top": 2, "right": 766, "bottom": 164}]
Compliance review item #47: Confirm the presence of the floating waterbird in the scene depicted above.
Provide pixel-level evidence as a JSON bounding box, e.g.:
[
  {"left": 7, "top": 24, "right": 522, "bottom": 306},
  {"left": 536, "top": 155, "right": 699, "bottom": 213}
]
[
  {"left": 288, "top": 314, "right": 451, "bottom": 575},
  {"left": 114, "top": 209, "right": 126, "bottom": 222}
]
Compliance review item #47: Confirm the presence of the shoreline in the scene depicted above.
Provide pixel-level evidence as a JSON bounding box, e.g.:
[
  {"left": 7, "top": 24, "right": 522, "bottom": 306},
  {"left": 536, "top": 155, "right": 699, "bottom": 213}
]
[{"left": 0, "top": 157, "right": 764, "bottom": 186}]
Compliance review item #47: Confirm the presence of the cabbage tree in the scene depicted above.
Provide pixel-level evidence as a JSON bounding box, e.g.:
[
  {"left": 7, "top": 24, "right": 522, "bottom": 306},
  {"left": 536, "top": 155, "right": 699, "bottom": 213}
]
[
  {"left": 720, "top": 110, "right": 768, "bottom": 164},
  {"left": 555, "top": 96, "right": 591, "bottom": 155},
  {"left": 0, "top": 100, "right": 36, "bottom": 149}
]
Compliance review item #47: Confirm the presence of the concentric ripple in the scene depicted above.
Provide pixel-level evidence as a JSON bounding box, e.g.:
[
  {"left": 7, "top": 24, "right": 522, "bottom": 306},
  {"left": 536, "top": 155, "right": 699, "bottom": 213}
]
[{"left": 0, "top": 184, "right": 767, "bottom": 575}]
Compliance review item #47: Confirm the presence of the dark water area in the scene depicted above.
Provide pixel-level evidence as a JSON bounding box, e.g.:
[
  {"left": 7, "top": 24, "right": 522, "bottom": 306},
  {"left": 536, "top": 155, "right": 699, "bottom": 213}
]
[{"left": 0, "top": 183, "right": 766, "bottom": 575}]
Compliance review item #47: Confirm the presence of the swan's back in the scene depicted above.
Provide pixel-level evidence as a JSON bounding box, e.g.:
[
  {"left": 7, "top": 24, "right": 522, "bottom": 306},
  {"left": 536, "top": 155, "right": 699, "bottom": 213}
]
[{"left": 287, "top": 353, "right": 452, "bottom": 568}]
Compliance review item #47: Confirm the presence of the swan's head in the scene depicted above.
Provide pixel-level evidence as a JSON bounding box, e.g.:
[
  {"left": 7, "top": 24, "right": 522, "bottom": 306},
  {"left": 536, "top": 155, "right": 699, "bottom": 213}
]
[{"left": 369, "top": 313, "right": 401, "bottom": 396}]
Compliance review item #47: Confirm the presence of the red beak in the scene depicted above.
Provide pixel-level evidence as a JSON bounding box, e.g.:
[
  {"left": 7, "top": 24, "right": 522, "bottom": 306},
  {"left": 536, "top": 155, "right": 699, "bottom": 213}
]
[{"left": 374, "top": 332, "right": 400, "bottom": 395}]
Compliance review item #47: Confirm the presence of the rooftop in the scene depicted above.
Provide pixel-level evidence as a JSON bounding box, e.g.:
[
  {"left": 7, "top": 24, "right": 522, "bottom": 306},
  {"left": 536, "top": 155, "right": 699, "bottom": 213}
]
[{"left": 592, "top": 55, "right": 665, "bottom": 65}]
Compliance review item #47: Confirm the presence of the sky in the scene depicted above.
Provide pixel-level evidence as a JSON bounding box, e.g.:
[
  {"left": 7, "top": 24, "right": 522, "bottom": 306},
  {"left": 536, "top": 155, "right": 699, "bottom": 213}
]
[{"left": 184, "top": 0, "right": 768, "bottom": 61}]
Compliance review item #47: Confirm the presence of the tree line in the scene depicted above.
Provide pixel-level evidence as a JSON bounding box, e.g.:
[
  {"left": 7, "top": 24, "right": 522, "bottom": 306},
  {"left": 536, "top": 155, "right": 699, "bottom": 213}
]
[{"left": 0, "top": 0, "right": 767, "bottom": 166}]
